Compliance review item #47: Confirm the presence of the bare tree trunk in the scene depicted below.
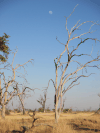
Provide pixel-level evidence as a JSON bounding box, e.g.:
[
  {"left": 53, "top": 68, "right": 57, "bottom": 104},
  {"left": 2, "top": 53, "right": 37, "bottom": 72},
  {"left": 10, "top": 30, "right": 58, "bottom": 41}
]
[
  {"left": 59, "top": 89, "right": 63, "bottom": 113},
  {"left": 55, "top": 104, "right": 58, "bottom": 123},
  {"left": 22, "top": 107, "right": 26, "bottom": 115},
  {"left": 43, "top": 102, "right": 45, "bottom": 113},
  {"left": 55, "top": 98, "right": 59, "bottom": 123},
  {"left": 1, "top": 104, "right": 5, "bottom": 119},
  {"left": 21, "top": 100, "right": 26, "bottom": 115},
  {"left": 18, "top": 94, "right": 26, "bottom": 115},
  {"left": 1, "top": 89, "right": 7, "bottom": 119}
]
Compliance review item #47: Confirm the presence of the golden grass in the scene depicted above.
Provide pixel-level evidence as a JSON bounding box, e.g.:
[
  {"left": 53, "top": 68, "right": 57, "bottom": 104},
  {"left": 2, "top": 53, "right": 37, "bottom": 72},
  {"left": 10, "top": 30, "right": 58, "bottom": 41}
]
[{"left": 0, "top": 111, "right": 100, "bottom": 133}]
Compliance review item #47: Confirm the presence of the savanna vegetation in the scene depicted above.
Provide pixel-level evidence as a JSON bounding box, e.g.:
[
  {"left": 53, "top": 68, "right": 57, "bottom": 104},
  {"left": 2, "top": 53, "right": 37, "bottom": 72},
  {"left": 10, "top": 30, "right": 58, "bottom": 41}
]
[
  {"left": 0, "top": 108, "right": 100, "bottom": 133},
  {"left": 0, "top": 4, "right": 100, "bottom": 133}
]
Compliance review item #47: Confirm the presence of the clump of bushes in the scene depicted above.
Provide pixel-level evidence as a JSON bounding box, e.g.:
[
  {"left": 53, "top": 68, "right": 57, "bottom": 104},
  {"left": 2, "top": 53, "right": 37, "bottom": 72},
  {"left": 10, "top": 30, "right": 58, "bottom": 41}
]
[
  {"left": 17, "top": 110, "right": 21, "bottom": 113},
  {"left": 38, "top": 107, "right": 44, "bottom": 112},
  {"left": 28, "top": 109, "right": 33, "bottom": 112},
  {"left": 46, "top": 107, "right": 50, "bottom": 112},
  {"left": 52, "top": 109, "right": 54, "bottom": 112},
  {"left": 63, "top": 108, "right": 72, "bottom": 113},
  {"left": 8, "top": 109, "right": 12, "bottom": 112},
  {"left": 5, "top": 109, "right": 10, "bottom": 115},
  {"left": 52, "top": 108, "right": 72, "bottom": 113},
  {"left": 14, "top": 109, "right": 18, "bottom": 112},
  {"left": 14, "top": 109, "right": 21, "bottom": 113}
]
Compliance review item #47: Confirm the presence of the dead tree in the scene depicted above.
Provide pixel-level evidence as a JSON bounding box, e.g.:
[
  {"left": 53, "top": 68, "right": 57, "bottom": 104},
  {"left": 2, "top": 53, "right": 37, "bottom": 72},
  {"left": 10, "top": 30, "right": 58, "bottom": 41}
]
[
  {"left": 0, "top": 47, "right": 34, "bottom": 119},
  {"left": 12, "top": 82, "right": 37, "bottom": 115},
  {"left": 46, "top": 4, "right": 100, "bottom": 123},
  {"left": 37, "top": 88, "right": 49, "bottom": 113}
]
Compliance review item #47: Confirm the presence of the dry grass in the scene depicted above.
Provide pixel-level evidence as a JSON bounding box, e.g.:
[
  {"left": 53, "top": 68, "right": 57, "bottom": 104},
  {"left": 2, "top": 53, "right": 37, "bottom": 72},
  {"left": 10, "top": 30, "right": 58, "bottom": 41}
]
[{"left": 0, "top": 111, "right": 100, "bottom": 133}]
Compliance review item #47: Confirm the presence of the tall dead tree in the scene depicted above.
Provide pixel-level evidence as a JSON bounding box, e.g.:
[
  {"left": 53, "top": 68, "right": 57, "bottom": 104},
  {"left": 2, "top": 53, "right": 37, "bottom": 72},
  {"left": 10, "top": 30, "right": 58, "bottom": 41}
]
[
  {"left": 46, "top": 4, "right": 100, "bottom": 123},
  {"left": 37, "top": 88, "right": 49, "bottom": 113},
  {"left": 0, "top": 47, "right": 34, "bottom": 119}
]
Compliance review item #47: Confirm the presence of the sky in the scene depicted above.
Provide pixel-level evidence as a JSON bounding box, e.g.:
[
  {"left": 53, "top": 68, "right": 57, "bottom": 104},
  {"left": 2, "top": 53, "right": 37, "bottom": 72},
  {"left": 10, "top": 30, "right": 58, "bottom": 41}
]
[{"left": 0, "top": 0, "right": 100, "bottom": 111}]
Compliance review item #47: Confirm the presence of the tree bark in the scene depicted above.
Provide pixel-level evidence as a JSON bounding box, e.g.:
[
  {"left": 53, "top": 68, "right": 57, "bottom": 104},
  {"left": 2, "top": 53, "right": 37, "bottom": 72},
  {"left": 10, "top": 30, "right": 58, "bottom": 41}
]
[
  {"left": 1, "top": 89, "right": 7, "bottom": 119},
  {"left": 55, "top": 99, "right": 59, "bottom": 123},
  {"left": 43, "top": 101, "right": 45, "bottom": 113},
  {"left": 1, "top": 104, "right": 5, "bottom": 119},
  {"left": 22, "top": 107, "right": 26, "bottom": 115},
  {"left": 18, "top": 94, "right": 26, "bottom": 115},
  {"left": 59, "top": 89, "right": 63, "bottom": 113}
]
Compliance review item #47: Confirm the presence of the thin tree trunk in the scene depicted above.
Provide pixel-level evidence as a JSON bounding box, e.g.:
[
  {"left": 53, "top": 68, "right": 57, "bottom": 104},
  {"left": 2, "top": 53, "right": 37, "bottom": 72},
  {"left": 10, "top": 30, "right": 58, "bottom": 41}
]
[
  {"left": 55, "top": 61, "right": 58, "bottom": 123},
  {"left": 22, "top": 103, "right": 26, "bottom": 115},
  {"left": 1, "top": 89, "right": 7, "bottom": 119},
  {"left": 16, "top": 85, "right": 26, "bottom": 115},
  {"left": 59, "top": 90, "right": 63, "bottom": 113},
  {"left": 18, "top": 95, "right": 26, "bottom": 115},
  {"left": 1, "top": 104, "right": 5, "bottom": 119},
  {"left": 55, "top": 99, "right": 59, "bottom": 123},
  {"left": 43, "top": 106, "right": 45, "bottom": 113}
]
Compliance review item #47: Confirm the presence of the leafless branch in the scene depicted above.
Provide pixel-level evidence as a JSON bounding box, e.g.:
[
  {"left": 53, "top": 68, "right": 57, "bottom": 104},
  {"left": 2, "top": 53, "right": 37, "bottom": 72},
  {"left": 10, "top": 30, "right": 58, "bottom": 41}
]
[
  {"left": 62, "top": 57, "right": 100, "bottom": 87},
  {"left": 56, "top": 36, "right": 66, "bottom": 46},
  {"left": 64, "top": 4, "right": 79, "bottom": 34},
  {"left": 62, "top": 73, "right": 95, "bottom": 96},
  {"left": 46, "top": 79, "right": 56, "bottom": 89}
]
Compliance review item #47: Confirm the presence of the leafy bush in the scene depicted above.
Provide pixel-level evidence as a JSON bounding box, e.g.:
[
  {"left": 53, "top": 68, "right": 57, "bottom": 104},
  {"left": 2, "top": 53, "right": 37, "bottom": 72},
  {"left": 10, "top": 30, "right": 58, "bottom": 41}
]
[
  {"left": 63, "top": 109, "right": 72, "bottom": 113},
  {"left": 28, "top": 109, "right": 33, "bottom": 112},
  {"left": 5, "top": 110, "right": 10, "bottom": 115},
  {"left": 14, "top": 109, "right": 21, "bottom": 113},
  {"left": 46, "top": 108, "right": 50, "bottom": 112},
  {"left": 17, "top": 110, "right": 21, "bottom": 113},
  {"left": 14, "top": 109, "right": 18, "bottom": 112},
  {"left": 38, "top": 107, "right": 44, "bottom": 112},
  {"left": 52, "top": 109, "right": 55, "bottom": 112}
]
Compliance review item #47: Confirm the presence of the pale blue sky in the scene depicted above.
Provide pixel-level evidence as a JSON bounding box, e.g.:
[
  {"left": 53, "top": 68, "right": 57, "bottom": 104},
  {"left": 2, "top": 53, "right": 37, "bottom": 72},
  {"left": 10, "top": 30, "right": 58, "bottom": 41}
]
[{"left": 0, "top": 0, "right": 100, "bottom": 111}]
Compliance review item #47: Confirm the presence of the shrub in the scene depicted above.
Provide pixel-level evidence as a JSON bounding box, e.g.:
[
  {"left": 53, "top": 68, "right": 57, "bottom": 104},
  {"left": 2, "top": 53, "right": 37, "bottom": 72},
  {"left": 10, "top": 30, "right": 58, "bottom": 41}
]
[
  {"left": 52, "top": 109, "right": 55, "bottom": 112},
  {"left": 28, "top": 109, "right": 33, "bottom": 112},
  {"left": 8, "top": 109, "right": 12, "bottom": 112},
  {"left": 57, "top": 108, "right": 63, "bottom": 112},
  {"left": 46, "top": 108, "right": 50, "bottom": 112},
  {"left": 38, "top": 107, "right": 44, "bottom": 112},
  {"left": 14, "top": 109, "right": 18, "bottom": 112},
  {"left": 63, "top": 108, "right": 72, "bottom": 113},
  {"left": 14, "top": 109, "right": 21, "bottom": 113},
  {"left": 5, "top": 110, "right": 10, "bottom": 115}
]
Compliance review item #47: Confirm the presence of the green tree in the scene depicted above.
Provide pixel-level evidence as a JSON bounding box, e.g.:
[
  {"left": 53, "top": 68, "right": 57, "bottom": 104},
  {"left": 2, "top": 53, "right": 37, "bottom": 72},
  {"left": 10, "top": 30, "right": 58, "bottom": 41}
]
[{"left": 0, "top": 33, "right": 11, "bottom": 62}]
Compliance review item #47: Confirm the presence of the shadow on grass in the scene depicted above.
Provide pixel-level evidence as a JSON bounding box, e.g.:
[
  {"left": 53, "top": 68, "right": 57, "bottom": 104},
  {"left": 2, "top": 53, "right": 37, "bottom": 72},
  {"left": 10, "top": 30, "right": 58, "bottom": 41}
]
[{"left": 71, "top": 123, "right": 100, "bottom": 132}]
